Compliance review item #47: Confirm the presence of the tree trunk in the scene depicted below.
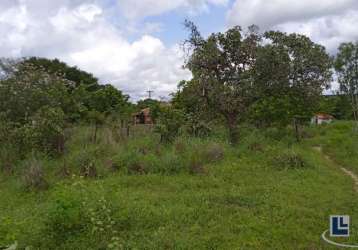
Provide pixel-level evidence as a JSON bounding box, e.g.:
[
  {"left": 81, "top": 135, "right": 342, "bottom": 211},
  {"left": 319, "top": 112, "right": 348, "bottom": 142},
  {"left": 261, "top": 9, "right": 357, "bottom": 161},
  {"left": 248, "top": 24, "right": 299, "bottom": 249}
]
[
  {"left": 226, "top": 114, "right": 239, "bottom": 145},
  {"left": 93, "top": 123, "right": 98, "bottom": 144},
  {"left": 351, "top": 94, "right": 358, "bottom": 132},
  {"left": 293, "top": 118, "right": 300, "bottom": 142},
  {"left": 56, "top": 133, "right": 65, "bottom": 155},
  {"left": 126, "top": 124, "right": 130, "bottom": 138}
]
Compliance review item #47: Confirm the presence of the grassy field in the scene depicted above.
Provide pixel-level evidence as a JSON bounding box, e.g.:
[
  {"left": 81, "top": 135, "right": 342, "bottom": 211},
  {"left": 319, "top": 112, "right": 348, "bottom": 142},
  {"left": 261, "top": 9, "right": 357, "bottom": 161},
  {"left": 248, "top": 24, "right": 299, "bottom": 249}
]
[{"left": 0, "top": 122, "right": 358, "bottom": 249}]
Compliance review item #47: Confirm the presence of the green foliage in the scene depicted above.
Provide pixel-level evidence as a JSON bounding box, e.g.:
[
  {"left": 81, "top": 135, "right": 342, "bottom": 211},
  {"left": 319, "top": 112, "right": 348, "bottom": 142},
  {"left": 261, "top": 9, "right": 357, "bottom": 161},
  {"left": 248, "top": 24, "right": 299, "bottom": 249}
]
[
  {"left": 2, "top": 28, "right": 358, "bottom": 249},
  {"left": 45, "top": 187, "right": 88, "bottom": 245},
  {"left": 182, "top": 22, "right": 331, "bottom": 142},
  {"left": 335, "top": 42, "right": 358, "bottom": 124},
  {"left": 111, "top": 134, "right": 226, "bottom": 175},
  {"left": 184, "top": 21, "right": 260, "bottom": 144},
  {"left": 73, "top": 149, "right": 98, "bottom": 178},
  {"left": 0, "top": 59, "right": 132, "bottom": 161},
  {"left": 307, "top": 121, "right": 358, "bottom": 174},
  {"left": 252, "top": 31, "right": 332, "bottom": 126},
  {"left": 28, "top": 106, "right": 66, "bottom": 155},
  {"left": 88, "top": 84, "right": 130, "bottom": 115},
  {"left": 0, "top": 148, "right": 16, "bottom": 174},
  {"left": 136, "top": 98, "right": 162, "bottom": 122},
  {"left": 249, "top": 96, "right": 292, "bottom": 127},
  {"left": 155, "top": 107, "right": 185, "bottom": 143},
  {"left": 25, "top": 57, "right": 99, "bottom": 90},
  {"left": 22, "top": 158, "right": 49, "bottom": 191},
  {"left": 272, "top": 150, "right": 310, "bottom": 170},
  {"left": 1, "top": 122, "right": 358, "bottom": 249},
  {"left": 44, "top": 180, "right": 121, "bottom": 249},
  {"left": 318, "top": 95, "right": 352, "bottom": 120},
  {"left": 0, "top": 62, "right": 73, "bottom": 124},
  {"left": 184, "top": 113, "right": 212, "bottom": 137}
]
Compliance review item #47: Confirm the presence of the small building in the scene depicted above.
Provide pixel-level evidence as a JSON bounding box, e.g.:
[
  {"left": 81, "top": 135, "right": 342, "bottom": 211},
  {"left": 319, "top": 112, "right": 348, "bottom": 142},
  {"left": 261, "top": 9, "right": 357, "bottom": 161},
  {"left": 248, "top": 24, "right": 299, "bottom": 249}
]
[
  {"left": 133, "top": 108, "right": 153, "bottom": 125},
  {"left": 311, "top": 113, "right": 334, "bottom": 125}
]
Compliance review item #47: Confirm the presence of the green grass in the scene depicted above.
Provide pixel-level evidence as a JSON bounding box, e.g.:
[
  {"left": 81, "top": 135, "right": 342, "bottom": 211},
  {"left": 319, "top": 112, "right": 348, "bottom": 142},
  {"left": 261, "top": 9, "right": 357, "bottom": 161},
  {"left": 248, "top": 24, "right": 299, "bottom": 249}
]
[
  {"left": 1, "top": 122, "right": 358, "bottom": 249},
  {"left": 305, "top": 121, "right": 358, "bottom": 175}
]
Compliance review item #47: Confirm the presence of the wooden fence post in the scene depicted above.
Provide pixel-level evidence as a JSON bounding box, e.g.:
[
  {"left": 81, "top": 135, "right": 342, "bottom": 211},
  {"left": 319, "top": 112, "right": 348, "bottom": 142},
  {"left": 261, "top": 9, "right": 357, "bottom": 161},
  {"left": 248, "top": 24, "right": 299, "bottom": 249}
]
[{"left": 127, "top": 124, "right": 130, "bottom": 137}]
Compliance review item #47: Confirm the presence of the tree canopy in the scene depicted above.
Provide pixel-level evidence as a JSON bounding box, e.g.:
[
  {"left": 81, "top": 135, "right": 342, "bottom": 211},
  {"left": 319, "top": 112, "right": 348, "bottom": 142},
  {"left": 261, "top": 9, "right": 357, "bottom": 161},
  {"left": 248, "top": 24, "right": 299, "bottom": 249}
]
[
  {"left": 181, "top": 21, "right": 332, "bottom": 143},
  {"left": 335, "top": 42, "right": 358, "bottom": 124}
]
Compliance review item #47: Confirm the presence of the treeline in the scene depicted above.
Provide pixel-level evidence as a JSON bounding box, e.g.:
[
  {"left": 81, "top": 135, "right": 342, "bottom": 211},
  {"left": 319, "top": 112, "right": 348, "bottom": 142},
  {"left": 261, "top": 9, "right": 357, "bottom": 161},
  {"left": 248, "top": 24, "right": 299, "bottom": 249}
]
[
  {"left": 1, "top": 22, "right": 358, "bottom": 163},
  {"left": 171, "top": 21, "right": 357, "bottom": 143},
  {"left": 0, "top": 57, "right": 134, "bottom": 160}
]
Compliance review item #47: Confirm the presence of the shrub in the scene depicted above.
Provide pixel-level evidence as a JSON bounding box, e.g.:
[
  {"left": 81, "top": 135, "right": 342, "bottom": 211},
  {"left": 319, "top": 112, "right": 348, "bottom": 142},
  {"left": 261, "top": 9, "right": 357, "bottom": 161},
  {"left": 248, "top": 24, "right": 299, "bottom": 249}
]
[
  {"left": 45, "top": 189, "right": 88, "bottom": 245},
  {"left": 29, "top": 106, "right": 66, "bottom": 156},
  {"left": 157, "top": 152, "right": 184, "bottom": 174},
  {"left": 0, "top": 148, "right": 16, "bottom": 174},
  {"left": 128, "top": 161, "right": 147, "bottom": 175},
  {"left": 239, "top": 128, "right": 268, "bottom": 154},
  {"left": 155, "top": 107, "right": 185, "bottom": 143},
  {"left": 113, "top": 149, "right": 140, "bottom": 174},
  {"left": 204, "top": 143, "right": 224, "bottom": 162},
  {"left": 174, "top": 139, "right": 186, "bottom": 154},
  {"left": 87, "top": 197, "right": 121, "bottom": 249},
  {"left": 22, "top": 159, "right": 49, "bottom": 191},
  {"left": 188, "top": 153, "right": 206, "bottom": 175},
  {"left": 273, "top": 150, "right": 309, "bottom": 170},
  {"left": 185, "top": 114, "right": 211, "bottom": 137},
  {"left": 73, "top": 149, "right": 98, "bottom": 178},
  {"left": 104, "top": 159, "right": 120, "bottom": 172},
  {"left": 44, "top": 181, "right": 121, "bottom": 248},
  {"left": 264, "top": 127, "right": 291, "bottom": 141}
]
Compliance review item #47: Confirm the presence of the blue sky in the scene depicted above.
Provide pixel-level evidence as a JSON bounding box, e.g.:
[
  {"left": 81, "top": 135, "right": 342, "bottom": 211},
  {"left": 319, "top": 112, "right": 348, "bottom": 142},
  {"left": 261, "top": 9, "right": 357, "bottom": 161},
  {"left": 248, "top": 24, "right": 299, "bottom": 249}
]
[
  {"left": 140, "top": 3, "right": 230, "bottom": 45},
  {"left": 1, "top": 0, "right": 358, "bottom": 99}
]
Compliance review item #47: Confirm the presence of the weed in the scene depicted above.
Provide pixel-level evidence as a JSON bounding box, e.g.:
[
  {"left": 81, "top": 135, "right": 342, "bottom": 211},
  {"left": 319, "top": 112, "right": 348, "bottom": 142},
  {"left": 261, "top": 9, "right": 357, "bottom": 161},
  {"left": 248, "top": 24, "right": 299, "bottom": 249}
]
[
  {"left": 273, "top": 150, "right": 309, "bottom": 170},
  {"left": 22, "top": 159, "right": 49, "bottom": 191},
  {"left": 204, "top": 143, "right": 224, "bottom": 162}
]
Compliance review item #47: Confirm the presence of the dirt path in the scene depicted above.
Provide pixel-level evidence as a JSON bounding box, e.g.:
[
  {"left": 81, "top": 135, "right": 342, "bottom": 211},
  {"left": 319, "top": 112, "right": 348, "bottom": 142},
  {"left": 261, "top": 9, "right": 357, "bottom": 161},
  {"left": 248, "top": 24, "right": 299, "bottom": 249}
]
[{"left": 313, "top": 146, "right": 358, "bottom": 193}]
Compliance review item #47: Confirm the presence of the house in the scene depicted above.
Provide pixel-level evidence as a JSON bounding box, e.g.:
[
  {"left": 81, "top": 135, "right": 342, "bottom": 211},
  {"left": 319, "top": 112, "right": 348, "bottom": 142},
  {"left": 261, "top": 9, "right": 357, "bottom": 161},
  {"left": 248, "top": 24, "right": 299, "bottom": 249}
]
[
  {"left": 133, "top": 108, "right": 153, "bottom": 125},
  {"left": 311, "top": 113, "right": 334, "bottom": 125}
]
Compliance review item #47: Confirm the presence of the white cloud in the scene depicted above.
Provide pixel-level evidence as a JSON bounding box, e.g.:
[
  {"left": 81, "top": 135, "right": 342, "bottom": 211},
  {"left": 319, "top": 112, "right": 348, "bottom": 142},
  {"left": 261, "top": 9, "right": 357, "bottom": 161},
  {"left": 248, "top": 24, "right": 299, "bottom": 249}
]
[
  {"left": 118, "top": 0, "right": 228, "bottom": 20},
  {"left": 227, "top": 0, "right": 356, "bottom": 29},
  {"left": 227, "top": 0, "right": 358, "bottom": 52},
  {"left": 0, "top": 0, "right": 191, "bottom": 100}
]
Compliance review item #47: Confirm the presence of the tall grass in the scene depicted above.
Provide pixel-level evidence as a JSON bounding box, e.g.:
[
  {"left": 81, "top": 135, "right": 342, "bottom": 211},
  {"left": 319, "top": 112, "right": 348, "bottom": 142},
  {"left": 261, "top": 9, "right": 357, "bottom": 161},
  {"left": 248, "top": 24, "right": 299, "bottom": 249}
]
[{"left": 1, "top": 122, "right": 357, "bottom": 249}]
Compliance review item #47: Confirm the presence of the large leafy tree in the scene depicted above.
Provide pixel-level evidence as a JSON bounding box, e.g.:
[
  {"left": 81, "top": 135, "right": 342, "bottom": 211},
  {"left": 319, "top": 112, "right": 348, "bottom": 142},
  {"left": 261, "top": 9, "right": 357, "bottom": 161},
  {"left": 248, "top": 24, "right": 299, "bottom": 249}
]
[
  {"left": 252, "top": 31, "right": 332, "bottom": 126},
  {"left": 89, "top": 84, "right": 130, "bottom": 114},
  {"left": 0, "top": 61, "right": 75, "bottom": 156},
  {"left": 335, "top": 42, "right": 358, "bottom": 126},
  {"left": 26, "top": 58, "right": 132, "bottom": 119},
  {"left": 183, "top": 21, "right": 260, "bottom": 144},
  {"left": 25, "top": 57, "right": 100, "bottom": 91},
  {"left": 0, "top": 61, "right": 74, "bottom": 124}
]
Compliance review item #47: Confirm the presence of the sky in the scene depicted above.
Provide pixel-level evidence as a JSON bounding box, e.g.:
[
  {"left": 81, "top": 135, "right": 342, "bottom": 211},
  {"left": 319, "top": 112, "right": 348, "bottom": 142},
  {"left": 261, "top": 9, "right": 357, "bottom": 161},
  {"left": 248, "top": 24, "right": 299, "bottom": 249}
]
[{"left": 0, "top": 0, "right": 358, "bottom": 100}]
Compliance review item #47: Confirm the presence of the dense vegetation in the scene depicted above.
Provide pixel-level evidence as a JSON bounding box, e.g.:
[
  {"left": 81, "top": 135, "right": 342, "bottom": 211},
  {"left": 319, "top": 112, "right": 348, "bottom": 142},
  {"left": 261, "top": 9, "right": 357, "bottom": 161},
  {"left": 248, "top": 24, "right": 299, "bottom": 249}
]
[
  {"left": 0, "top": 23, "right": 358, "bottom": 249},
  {"left": 0, "top": 122, "right": 358, "bottom": 249}
]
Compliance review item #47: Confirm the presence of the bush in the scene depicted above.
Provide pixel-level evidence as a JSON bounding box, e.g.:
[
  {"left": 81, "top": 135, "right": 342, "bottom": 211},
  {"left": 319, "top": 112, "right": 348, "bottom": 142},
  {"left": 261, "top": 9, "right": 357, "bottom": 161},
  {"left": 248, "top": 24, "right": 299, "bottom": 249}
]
[
  {"left": 234, "top": 129, "right": 268, "bottom": 158},
  {"left": 273, "top": 150, "right": 309, "bottom": 170},
  {"left": 204, "top": 143, "right": 224, "bottom": 162},
  {"left": 47, "top": 194, "right": 86, "bottom": 243},
  {"left": 44, "top": 182, "right": 121, "bottom": 249},
  {"left": 72, "top": 148, "right": 99, "bottom": 178},
  {"left": 29, "top": 106, "right": 66, "bottom": 156},
  {"left": 155, "top": 107, "right": 185, "bottom": 143},
  {"left": 112, "top": 136, "right": 226, "bottom": 175},
  {"left": 188, "top": 152, "right": 206, "bottom": 175},
  {"left": 22, "top": 159, "right": 49, "bottom": 191},
  {"left": 0, "top": 148, "right": 16, "bottom": 174},
  {"left": 157, "top": 151, "right": 184, "bottom": 174},
  {"left": 185, "top": 114, "right": 211, "bottom": 137}
]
